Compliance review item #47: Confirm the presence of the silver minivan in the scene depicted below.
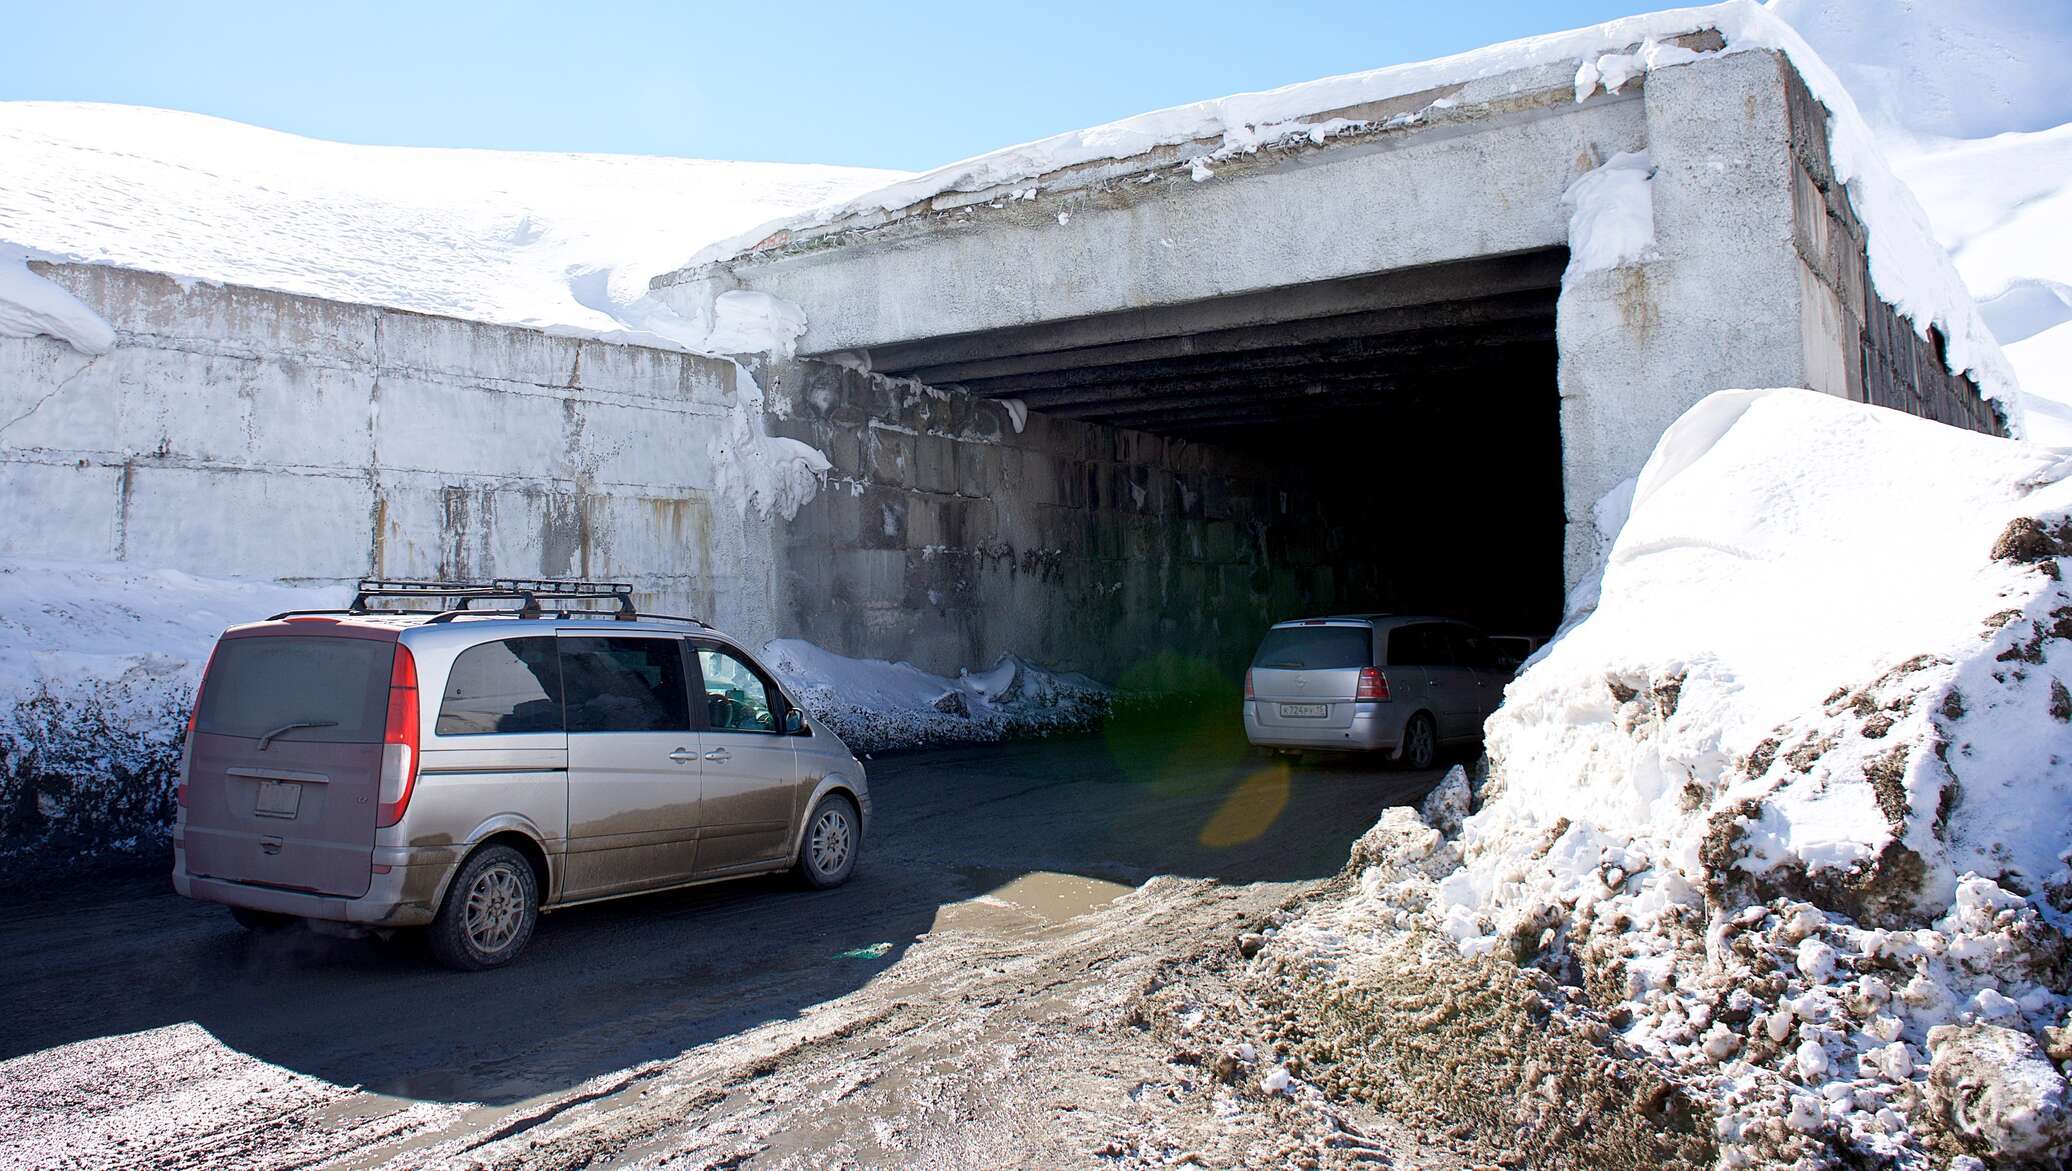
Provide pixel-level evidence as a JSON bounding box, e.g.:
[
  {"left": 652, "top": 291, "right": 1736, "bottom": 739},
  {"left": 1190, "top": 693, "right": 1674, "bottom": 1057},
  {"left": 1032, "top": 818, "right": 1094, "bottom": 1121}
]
[
  {"left": 1242, "top": 615, "right": 1510, "bottom": 767},
  {"left": 172, "top": 580, "right": 870, "bottom": 970}
]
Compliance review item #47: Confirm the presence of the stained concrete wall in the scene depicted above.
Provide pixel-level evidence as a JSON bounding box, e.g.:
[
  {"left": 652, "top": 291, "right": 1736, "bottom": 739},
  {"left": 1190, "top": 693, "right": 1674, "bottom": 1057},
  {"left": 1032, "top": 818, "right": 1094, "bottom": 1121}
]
[
  {"left": 1556, "top": 50, "right": 2004, "bottom": 585},
  {"left": 2, "top": 264, "right": 1376, "bottom": 683},
  {"left": 0, "top": 264, "right": 784, "bottom": 647},
  {"left": 761, "top": 358, "right": 1385, "bottom": 683}
]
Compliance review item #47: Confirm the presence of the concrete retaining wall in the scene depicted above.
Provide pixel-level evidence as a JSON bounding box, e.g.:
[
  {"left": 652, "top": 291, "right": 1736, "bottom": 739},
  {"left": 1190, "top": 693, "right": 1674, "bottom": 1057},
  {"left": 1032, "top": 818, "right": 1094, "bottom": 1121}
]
[
  {"left": 762, "top": 359, "right": 1383, "bottom": 684},
  {"left": 3, "top": 264, "right": 1378, "bottom": 683},
  {"left": 2, "top": 264, "right": 783, "bottom": 647}
]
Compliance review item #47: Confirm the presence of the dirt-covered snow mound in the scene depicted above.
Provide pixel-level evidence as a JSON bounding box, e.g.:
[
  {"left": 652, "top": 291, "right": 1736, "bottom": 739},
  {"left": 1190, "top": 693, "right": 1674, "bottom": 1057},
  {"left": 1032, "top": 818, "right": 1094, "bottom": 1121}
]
[{"left": 1258, "top": 389, "right": 2072, "bottom": 1169}]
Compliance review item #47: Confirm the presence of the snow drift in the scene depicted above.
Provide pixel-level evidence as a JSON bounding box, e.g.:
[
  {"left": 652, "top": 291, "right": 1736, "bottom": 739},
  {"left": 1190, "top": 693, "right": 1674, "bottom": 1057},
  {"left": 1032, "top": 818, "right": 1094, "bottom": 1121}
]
[
  {"left": 0, "top": 102, "right": 909, "bottom": 349},
  {"left": 1770, "top": 0, "right": 2072, "bottom": 442},
  {"left": 1260, "top": 389, "right": 2072, "bottom": 1167}
]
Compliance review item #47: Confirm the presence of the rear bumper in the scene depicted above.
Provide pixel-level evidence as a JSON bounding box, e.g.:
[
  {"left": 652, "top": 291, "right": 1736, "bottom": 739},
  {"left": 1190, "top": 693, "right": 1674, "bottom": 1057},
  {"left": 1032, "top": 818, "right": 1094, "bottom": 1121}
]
[
  {"left": 173, "top": 842, "right": 457, "bottom": 927},
  {"left": 1243, "top": 700, "right": 1406, "bottom": 753}
]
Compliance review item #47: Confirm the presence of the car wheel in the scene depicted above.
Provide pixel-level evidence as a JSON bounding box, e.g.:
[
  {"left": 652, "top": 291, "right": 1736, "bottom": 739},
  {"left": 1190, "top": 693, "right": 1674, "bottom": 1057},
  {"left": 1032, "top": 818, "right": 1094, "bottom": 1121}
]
[
  {"left": 428, "top": 844, "right": 538, "bottom": 971},
  {"left": 229, "top": 906, "right": 296, "bottom": 932},
  {"left": 797, "top": 793, "right": 861, "bottom": 889},
  {"left": 1398, "top": 713, "right": 1438, "bottom": 771}
]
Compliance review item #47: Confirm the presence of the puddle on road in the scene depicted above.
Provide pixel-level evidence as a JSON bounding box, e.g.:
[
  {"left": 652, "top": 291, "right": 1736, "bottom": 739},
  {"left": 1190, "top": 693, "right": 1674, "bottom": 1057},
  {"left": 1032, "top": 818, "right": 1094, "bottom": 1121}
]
[{"left": 936, "top": 869, "right": 1134, "bottom": 933}]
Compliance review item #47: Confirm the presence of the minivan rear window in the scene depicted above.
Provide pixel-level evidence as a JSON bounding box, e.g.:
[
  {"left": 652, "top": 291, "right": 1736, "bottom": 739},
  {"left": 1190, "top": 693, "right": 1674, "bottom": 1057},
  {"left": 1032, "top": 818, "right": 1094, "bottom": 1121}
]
[
  {"left": 1252, "top": 625, "right": 1371, "bottom": 670},
  {"left": 194, "top": 635, "right": 393, "bottom": 742}
]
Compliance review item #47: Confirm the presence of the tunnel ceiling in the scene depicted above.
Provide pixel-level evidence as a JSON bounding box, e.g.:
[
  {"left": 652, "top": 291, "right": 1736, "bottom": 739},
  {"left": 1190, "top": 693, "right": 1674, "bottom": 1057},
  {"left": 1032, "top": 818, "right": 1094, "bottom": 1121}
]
[{"left": 861, "top": 248, "right": 1565, "bottom": 443}]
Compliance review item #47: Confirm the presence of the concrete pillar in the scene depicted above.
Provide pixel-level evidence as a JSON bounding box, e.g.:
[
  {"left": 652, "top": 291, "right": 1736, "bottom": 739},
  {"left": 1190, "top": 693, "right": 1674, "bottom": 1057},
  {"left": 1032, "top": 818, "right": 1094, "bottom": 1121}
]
[{"left": 1555, "top": 49, "right": 1812, "bottom": 587}]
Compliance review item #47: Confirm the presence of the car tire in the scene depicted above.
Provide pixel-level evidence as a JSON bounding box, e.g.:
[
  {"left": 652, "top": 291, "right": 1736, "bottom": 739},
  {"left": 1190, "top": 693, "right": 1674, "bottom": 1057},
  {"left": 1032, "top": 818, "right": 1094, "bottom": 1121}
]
[
  {"left": 428, "top": 844, "right": 538, "bottom": 971},
  {"left": 796, "top": 793, "right": 861, "bottom": 890},
  {"left": 1398, "top": 712, "right": 1438, "bottom": 771},
  {"left": 228, "top": 906, "right": 296, "bottom": 932}
]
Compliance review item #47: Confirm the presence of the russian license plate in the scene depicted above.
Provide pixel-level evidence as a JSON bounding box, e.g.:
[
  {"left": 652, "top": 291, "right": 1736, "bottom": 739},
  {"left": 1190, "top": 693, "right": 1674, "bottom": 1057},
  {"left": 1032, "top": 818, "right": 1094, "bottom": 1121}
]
[
  {"left": 1279, "top": 703, "right": 1328, "bottom": 718},
  {"left": 254, "top": 780, "right": 302, "bottom": 819}
]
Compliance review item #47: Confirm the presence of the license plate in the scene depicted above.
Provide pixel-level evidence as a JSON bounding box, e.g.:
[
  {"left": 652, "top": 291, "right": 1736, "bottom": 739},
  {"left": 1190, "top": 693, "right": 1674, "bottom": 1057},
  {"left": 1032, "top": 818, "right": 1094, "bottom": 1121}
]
[
  {"left": 1279, "top": 703, "right": 1328, "bottom": 718},
  {"left": 254, "top": 780, "right": 302, "bottom": 819}
]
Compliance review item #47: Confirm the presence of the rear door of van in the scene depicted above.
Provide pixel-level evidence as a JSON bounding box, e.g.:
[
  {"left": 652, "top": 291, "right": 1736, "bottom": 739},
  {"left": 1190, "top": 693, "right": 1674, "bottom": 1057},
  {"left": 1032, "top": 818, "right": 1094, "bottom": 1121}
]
[
  {"left": 183, "top": 625, "right": 396, "bottom": 898},
  {"left": 1249, "top": 622, "right": 1371, "bottom": 734}
]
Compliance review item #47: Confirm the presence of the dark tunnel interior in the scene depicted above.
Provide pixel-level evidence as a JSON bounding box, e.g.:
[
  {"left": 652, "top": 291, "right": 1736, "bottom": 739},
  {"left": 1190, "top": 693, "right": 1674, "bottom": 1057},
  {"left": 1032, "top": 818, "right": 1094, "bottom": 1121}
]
[{"left": 866, "top": 248, "right": 1572, "bottom": 643}]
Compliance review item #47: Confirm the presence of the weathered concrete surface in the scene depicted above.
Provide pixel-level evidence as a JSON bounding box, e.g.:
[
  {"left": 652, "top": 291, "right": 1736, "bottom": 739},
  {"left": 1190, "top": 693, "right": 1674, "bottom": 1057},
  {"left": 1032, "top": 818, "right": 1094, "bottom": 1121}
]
[
  {"left": 2, "top": 265, "right": 1389, "bottom": 682},
  {"left": 654, "top": 57, "right": 1636, "bottom": 359},
  {"left": 0, "top": 264, "right": 781, "bottom": 645},
  {"left": 762, "top": 358, "right": 1390, "bottom": 683}
]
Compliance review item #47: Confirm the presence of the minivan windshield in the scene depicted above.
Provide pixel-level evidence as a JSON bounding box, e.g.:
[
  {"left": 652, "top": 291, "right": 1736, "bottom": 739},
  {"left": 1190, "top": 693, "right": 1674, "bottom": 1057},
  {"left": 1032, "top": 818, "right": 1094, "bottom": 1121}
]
[
  {"left": 1251, "top": 625, "right": 1371, "bottom": 670},
  {"left": 194, "top": 636, "right": 392, "bottom": 742}
]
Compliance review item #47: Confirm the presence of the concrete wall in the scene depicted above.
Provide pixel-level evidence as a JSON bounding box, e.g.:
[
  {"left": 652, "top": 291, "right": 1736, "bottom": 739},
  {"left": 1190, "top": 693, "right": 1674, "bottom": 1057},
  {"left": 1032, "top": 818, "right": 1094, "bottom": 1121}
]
[
  {"left": 2, "top": 264, "right": 1377, "bottom": 683},
  {"left": 1554, "top": 50, "right": 2003, "bottom": 584},
  {"left": 761, "top": 359, "right": 1385, "bottom": 683},
  {"left": 1, "top": 264, "right": 784, "bottom": 647},
  {"left": 657, "top": 62, "right": 1640, "bottom": 358}
]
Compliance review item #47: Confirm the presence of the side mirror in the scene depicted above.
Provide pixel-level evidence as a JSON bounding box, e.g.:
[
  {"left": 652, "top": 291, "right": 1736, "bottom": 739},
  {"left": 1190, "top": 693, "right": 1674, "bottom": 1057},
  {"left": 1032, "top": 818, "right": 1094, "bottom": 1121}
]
[{"left": 784, "top": 709, "right": 806, "bottom": 735}]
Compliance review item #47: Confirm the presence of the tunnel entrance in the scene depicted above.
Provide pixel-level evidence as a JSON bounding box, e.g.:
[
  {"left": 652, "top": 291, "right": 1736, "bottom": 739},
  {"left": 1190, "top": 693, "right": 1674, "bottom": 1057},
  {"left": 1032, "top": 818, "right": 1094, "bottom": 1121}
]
[{"left": 864, "top": 249, "right": 1570, "bottom": 644}]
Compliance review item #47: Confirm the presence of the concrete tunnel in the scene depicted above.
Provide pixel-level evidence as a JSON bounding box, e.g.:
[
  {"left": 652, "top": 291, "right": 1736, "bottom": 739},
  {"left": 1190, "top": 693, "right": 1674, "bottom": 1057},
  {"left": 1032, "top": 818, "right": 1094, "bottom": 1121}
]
[
  {"left": 652, "top": 40, "right": 2006, "bottom": 682},
  {"left": 860, "top": 249, "right": 1572, "bottom": 642}
]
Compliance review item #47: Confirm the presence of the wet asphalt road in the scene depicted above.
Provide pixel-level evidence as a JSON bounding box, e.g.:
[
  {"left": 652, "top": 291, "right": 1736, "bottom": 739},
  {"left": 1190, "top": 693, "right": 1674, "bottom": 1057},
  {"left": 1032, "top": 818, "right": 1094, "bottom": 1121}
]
[{"left": 0, "top": 722, "right": 1444, "bottom": 1133}]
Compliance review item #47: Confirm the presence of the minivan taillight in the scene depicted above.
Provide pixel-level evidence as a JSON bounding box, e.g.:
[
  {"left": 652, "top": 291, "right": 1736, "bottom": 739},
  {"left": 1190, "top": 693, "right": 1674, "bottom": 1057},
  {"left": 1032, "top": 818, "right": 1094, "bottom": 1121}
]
[
  {"left": 377, "top": 645, "right": 420, "bottom": 827},
  {"left": 1357, "top": 667, "right": 1390, "bottom": 702},
  {"left": 178, "top": 642, "right": 220, "bottom": 806},
  {"left": 1243, "top": 668, "right": 1255, "bottom": 700}
]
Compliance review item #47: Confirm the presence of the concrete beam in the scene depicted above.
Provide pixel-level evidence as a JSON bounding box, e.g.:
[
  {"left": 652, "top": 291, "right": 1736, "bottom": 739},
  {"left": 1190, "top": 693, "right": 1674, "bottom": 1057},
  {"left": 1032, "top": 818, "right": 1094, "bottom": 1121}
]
[
  {"left": 658, "top": 78, "right": 1635, "bottom": 356},
  {"left": 960, "top": 318, "right": 1555, "bottom": 399}
]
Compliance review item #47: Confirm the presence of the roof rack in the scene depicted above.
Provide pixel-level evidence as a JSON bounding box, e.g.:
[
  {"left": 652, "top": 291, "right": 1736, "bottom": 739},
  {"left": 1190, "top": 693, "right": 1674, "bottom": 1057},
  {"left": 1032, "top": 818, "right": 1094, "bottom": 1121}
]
[{"left": 269, "top": 578, "right": 693, "bottom": 624}]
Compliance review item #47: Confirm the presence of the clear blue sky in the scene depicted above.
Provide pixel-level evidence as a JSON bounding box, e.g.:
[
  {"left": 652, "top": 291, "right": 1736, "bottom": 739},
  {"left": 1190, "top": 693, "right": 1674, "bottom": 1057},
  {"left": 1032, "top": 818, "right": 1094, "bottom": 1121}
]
[{"left": 2, "top": 2, "right": 1665, "bottom": 172}]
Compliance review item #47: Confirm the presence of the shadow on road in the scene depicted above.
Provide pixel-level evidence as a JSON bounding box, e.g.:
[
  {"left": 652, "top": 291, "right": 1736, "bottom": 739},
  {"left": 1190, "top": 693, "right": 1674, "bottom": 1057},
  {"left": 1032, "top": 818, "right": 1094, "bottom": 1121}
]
[{"left": 0, "top": 713, "right": 1453, "bottom": 1105}]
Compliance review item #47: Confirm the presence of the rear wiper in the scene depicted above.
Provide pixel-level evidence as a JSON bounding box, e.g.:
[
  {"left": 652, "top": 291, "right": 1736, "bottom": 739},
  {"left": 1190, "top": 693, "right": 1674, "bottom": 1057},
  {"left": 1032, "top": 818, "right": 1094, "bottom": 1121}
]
[{"left": 257, "top": 720, "right": 338, "bottom": 750}]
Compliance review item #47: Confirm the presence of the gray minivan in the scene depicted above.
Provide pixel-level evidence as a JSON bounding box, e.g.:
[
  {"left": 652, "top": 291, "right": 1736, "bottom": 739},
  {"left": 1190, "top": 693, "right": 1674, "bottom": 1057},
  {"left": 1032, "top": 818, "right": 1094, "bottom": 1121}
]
[
  {"left": 1242, "top": 615, "right": 1510, "bottom": 767},
  {"left": 172, "top": 580, "right": 870, "bottom": 970}
]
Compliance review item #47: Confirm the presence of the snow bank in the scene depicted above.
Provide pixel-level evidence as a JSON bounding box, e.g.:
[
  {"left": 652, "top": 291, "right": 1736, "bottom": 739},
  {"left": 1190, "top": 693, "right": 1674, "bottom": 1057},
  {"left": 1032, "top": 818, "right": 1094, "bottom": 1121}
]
[
  {"left": 1262, "top": 389, "right": 2072, "bottom": 1166},
  {"left": 761, "top": 639, "right": 1108, "bottom": 754},
  {"left": 0, "top": 102, "right": 909, "bottom": 348},
  {"left": 0, "top": 253, "right": 114, "bottom": 355},
  {"left": 1771, "top": 0, "right": 2072, "bottom": 442},
  {"left": 0, "top": 559, "right": 334, "bottom": 861}
]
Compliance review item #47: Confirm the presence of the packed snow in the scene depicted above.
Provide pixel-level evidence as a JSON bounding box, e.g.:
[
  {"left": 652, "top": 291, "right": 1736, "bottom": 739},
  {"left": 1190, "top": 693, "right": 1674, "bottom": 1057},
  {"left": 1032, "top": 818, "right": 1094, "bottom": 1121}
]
[
  {"left": 0, "top": 253, "right": 113, "bottom": 356},
  {"left": 1262, "top": 388, "right": 2072, "bottom": 1165},
  {"left": 1771, "top": 0, "right": 2072, "bottom": 441},
  {"left": 0, "top": 102, "right": 910, "bottom": 349},
  {"left": 1560, "top": 150, "right": 1658, "bottom": 277}
]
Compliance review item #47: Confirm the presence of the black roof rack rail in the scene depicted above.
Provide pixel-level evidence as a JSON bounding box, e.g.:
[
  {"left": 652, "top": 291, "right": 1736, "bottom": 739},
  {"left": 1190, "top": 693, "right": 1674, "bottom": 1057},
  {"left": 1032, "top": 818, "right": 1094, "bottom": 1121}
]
[{"left": 269, "top": 578, "right": 643, "bottom": 622}]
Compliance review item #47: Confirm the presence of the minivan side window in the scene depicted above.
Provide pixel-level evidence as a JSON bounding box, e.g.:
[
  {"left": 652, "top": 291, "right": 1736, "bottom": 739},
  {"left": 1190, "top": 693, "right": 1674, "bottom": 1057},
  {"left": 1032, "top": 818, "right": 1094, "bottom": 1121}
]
[
  {"left": 559, "top": 637, "right": 691, "bottom": 733},
  {"left": 1388, "top": 624, "right": 1458, "bottom": 668},
  {"left": 696, "top": 646, "right": 780, "bottom": 733},
  {"left": 1451, "top": 626, "right": 1498, "bottom": 670},
  {"left": 436, "top": 637, "right": 564, "bottom": 735}
]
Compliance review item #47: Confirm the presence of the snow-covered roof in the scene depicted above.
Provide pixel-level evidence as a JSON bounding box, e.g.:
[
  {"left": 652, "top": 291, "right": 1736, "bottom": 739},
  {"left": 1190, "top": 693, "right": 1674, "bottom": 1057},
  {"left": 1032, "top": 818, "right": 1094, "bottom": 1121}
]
[{"left": 0, "top": 102, "right": 911, "bottom": 347}]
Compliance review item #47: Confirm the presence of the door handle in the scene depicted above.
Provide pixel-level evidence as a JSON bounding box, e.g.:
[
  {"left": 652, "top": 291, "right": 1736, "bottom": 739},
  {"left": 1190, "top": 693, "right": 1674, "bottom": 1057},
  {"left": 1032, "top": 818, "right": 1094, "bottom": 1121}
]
[
  {"left": 703, "top": 749, "right": 732, "bottom": 763},
  {"left": 668, "top": 748, "right": 698, "bottom": 763}
]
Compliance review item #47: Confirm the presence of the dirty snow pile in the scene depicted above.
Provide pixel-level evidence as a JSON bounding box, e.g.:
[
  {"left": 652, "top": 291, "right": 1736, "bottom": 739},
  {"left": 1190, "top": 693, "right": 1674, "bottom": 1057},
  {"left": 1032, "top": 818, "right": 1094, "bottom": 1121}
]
[
  {"left": 0, "top": 102, "right": 909, "bottom": 349},
  {"left": 0, "top": 559, "right": 330, "bottom": 860},
  {"left": 1268, "top": 389, "right": 2072, "bottom": 1166},
  {"left": 1771, "top": 0, "right": 2072, "bottom": 441},
  {"left": 761, "top": 639, "right": 1108, "bottom": 754}
]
